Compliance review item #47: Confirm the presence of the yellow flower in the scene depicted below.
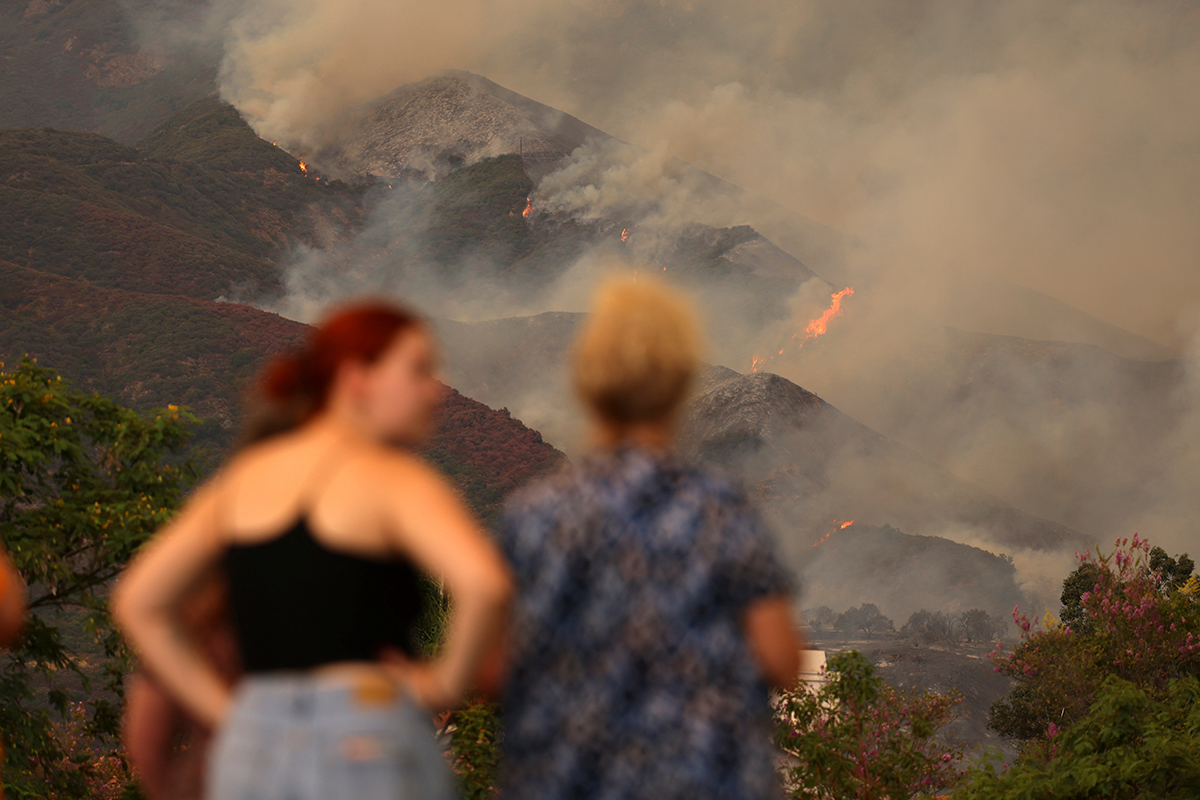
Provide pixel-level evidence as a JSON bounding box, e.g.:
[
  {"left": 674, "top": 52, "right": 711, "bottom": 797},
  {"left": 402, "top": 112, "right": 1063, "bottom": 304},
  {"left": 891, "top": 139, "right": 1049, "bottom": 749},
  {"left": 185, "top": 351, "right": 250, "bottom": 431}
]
[{"left": 167, "top": 404, "right": 178, "bottom": 412}]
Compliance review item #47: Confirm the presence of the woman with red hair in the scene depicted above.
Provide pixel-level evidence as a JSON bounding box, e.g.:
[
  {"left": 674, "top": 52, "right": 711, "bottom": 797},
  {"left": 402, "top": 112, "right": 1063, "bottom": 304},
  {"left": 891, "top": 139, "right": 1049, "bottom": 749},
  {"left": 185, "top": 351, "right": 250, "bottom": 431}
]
[{"left": 113, "top": 301, "right": 511, "bottom": 800}]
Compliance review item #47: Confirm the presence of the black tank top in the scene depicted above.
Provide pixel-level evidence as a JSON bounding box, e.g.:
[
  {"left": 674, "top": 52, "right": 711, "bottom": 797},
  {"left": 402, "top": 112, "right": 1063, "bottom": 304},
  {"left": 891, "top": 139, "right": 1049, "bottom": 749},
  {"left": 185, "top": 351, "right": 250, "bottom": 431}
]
[{"left": 223, "top": 518, "right": 425, "bottom": 672}]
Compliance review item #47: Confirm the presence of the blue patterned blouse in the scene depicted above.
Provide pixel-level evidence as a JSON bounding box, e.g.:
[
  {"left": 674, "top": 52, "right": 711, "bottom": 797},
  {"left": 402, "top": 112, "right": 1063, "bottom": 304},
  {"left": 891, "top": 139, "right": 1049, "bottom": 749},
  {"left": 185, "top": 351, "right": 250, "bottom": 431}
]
[{"left": 495, "top": 446, "right": 795, "bottom": 800}]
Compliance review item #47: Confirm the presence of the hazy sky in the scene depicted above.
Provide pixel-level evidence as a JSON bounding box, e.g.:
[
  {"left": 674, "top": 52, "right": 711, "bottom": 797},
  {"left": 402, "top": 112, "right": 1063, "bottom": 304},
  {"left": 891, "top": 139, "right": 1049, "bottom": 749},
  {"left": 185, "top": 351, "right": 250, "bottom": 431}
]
[
  {"left": 192, "top": 0, "right": 1200, "bottom": 349},
  {"left": 137, "top": 0, "right": 1200, "bottom": 562}
]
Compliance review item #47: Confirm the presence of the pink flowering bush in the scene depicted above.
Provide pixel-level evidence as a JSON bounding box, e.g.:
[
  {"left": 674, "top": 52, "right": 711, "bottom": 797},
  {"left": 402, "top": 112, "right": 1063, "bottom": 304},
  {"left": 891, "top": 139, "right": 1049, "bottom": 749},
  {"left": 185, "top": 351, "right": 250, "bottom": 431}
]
[
  {"left": 989, "top": 534, "right": 1200, "bottom": 751},
  {"left": 773, "top": 650, "right": 965, "bottom": 799}
]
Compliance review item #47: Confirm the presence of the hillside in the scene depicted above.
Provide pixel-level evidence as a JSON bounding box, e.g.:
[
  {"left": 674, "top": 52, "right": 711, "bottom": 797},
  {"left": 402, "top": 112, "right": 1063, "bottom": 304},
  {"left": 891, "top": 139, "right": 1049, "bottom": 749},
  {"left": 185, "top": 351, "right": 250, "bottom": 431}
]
[
  {"left": 0, "top": 260, "right": 565, "bottom": 518},
  {"left": 0, "top": 0, "right": 217, "bottom": 143},
  {"left": 801, "top": 524, "right": 1024, "bottom": 622},
  {"left": 785, "top": 317, "right": 1192, "bottom": 544},
  {"left": 679, "top": 368, "right": 1086, "bottom": 555},
  {"left": 0, "top": 117, "right": 365, "bottom": 302}
]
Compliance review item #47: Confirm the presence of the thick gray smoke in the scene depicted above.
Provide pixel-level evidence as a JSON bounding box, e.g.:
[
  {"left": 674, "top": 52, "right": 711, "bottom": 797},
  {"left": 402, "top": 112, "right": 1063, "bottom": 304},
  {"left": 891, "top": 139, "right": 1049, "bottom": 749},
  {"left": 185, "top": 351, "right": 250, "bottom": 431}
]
[
  {"left": 189, "top": 0, "right": 1200, "bottom": 351},
  {"left": 146, "top": 0, "right": 1200, "bottom": 593}
]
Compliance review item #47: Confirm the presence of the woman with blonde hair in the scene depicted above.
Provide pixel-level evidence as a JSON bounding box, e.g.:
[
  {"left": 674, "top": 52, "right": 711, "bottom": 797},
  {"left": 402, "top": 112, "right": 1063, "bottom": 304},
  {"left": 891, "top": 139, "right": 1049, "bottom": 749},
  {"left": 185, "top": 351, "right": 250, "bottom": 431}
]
[
  {"left": 113, "top": 301, "right": 511, "bottom": 800},
  {"left": 496, "top": 276, "right": 802, "bottom": 800}
]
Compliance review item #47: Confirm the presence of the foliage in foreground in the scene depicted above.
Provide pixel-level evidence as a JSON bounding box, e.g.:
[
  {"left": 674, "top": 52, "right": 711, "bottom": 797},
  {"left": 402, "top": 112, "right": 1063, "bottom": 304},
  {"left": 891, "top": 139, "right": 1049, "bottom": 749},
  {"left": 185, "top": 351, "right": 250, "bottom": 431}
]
[
  {"left": 773, "top": 649, "right": 964, "bottom": 799},
  {"left": 441, "top": 698, "right": 503, "bottom": 800},
  {"left": 969, "top": 534, "right": 1200, "bottom": 799},
  {"left": 0, "top": 357, "right": 198, "bottom": 798},
  {"left": 958, "top": 675, "right": 1200, "bottom": 800}
]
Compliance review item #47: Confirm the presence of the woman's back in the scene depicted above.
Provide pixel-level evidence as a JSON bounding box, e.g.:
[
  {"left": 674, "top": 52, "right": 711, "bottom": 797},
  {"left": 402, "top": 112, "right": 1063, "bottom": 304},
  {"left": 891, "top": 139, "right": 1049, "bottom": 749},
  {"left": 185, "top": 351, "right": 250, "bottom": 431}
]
[
  {"left": 220, "top": 430, "right": 427, "bottom": 672},
  {"left": 221, "top": 430, "right": 401, "bottom": 557},
  {"left": 495, "top": 277, "right": 799, "bottom": 800},
  {"left": 497, "top": 447, "right": 794, "bottom": 800}
]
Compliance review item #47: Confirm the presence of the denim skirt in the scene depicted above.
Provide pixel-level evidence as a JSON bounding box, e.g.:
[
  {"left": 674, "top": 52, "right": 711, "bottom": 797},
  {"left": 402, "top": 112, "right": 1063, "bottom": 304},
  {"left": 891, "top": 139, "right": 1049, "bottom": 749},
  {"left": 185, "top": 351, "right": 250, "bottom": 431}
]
[{"left": 207, "top": 674, "right": 455, "bottom": 800}]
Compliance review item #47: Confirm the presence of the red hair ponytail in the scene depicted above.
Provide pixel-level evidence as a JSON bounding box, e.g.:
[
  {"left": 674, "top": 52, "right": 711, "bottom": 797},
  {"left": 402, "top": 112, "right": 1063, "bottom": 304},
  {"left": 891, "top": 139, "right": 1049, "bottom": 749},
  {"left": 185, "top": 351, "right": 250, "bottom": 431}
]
[{"left": 241, "top": 302, "right": 423, "bottom": 445}]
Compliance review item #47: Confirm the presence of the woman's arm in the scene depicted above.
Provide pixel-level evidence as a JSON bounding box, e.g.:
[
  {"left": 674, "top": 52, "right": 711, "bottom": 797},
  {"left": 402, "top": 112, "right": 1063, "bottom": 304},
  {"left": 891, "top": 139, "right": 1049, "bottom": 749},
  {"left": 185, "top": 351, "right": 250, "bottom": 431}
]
[
  {"left": 111, "top": 480, "right": 233, "bottom": 729},
  {"left": 123, "top": 672, "right": 184, "bottom": 800},
  {"left": 376, "top": 455, "right": 512, "bottom": 710},
  {"left": 0, "top": 547, "right": 26, "bottom": 647},
  {"left": 742, "top": 596, "right": 803, "bottom": 689}
]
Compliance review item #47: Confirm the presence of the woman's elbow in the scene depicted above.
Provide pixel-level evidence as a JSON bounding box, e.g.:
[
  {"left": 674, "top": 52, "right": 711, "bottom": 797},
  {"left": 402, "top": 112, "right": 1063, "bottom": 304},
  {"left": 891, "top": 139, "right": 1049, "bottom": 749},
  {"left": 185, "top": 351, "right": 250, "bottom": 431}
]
[
  {"left": 742, "top": 596, "right": 802, "bottom": 689},
  {"left": 764, "top": 646, "right": 801, "bottom": 690},
  {"left": 110, "top": 576, "right": 146, "bottom": 639}
]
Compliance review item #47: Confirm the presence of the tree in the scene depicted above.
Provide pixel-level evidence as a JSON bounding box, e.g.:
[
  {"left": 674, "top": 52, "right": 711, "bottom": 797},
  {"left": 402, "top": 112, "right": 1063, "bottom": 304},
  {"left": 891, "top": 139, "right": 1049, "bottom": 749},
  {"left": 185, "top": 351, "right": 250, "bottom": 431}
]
[
  {"left": 836, "top": 603, "right": 895, "bottom": 639},
  {"left": 1059, "top": 561, "right": 1101, "bottom": 636},
  {"left": 988, "top": 534, "right": 1200, "bottom": 750},
  {"left": 901, "top": 609, "right": 953, "bottom": 643},
  {"left": 804, "top": 605, "right": 837, "bottom": 632},
  {"left": 956, "top": 609, "right": 1005, "bottom": 643},
  {"left": 0, "top": 357, "right": 199, "bottom": 797},
  {"left": 1149, "top": 545, "right": 1195, "bottom": 594},
  {"left": 773, "top": 650, "right": 964, "bottom": 799}
]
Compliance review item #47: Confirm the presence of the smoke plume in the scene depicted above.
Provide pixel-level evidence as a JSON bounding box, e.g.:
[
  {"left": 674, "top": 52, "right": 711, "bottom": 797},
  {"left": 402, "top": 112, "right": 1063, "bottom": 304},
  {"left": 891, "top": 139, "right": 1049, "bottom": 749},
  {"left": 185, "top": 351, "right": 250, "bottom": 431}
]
[{"left": 145, "top": 0, "right": 1200, "bottom": 583}]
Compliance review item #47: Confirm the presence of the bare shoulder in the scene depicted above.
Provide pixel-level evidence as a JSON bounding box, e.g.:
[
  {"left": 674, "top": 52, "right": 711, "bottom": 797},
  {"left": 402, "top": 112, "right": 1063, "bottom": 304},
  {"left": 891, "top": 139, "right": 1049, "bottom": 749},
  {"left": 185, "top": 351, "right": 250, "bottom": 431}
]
[{"left": 345, "top": 444, "right": 451, "bottom": 495}]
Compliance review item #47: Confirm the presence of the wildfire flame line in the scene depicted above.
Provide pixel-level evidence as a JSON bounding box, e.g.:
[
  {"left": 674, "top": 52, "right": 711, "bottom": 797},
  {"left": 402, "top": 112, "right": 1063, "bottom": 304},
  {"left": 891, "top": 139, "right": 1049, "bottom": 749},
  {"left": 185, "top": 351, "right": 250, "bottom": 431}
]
[
  {"left": 812, "top": 519, "right": 854, "bottom": 547},
  {"left": 751, "top": 286, "right": 854, "bottom": 373},
  {"left": 621, "top": 228, "right": 629, "bottom": 242},
  {"left": 298, "top": 160, "right": 308, "bottom": 176},
  {"left": 795, "top": 287, "right": 854, "bottom": 346},
  {"left": 522, "top": 198, "right": 532, "bottom": 219}
]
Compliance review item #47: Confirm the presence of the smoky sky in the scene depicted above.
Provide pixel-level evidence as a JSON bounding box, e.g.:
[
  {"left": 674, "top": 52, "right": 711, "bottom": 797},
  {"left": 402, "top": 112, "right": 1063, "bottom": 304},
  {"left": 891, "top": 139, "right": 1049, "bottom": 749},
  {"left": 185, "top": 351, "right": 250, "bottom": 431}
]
[
  {"left": 177, "top": 0, "right": 1200, "bottom": 350},
  {"left": 133, "top": 0, "right": 1200, "bottom": 563}
]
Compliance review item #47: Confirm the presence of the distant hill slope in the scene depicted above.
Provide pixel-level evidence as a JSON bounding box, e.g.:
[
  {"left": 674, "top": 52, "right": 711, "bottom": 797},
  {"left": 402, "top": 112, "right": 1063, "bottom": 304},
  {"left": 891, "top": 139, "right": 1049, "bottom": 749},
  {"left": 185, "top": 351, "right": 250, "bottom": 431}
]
[
  {"left": 0, "top": 260, "right": 565, "bottom": 519},
  {"left": 0, "top": 0, "right": 217, "bottom": 143},
  {"left": 679, "top": 367, "right": 1086, "bottom": 554},
  {"left": 0, "top": 115, "right": 364, "bottom": 302},
  {"left": 0, "top": 259, "right": 308, "bottom": 448},
  {"left": 803, "top": 523, "right": 1024, "bottom": 622}
]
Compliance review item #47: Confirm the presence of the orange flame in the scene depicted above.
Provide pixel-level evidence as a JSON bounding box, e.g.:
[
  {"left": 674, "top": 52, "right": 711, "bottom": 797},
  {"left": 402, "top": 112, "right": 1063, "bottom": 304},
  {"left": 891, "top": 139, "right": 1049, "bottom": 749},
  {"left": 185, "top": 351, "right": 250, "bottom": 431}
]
[
  {"left": 621, "top": 228, "right": 629, "bottom": 242},
  {"left": 298, "top": 160, "right": 308, "bottom": 175},
  {"left": 794, "top": 287, "right": 854, "bottom": 347},
  {"left": 813, "top": 519, "right": 855, "bottom": 547},
  {"left": 522, "top": 198, "right": 532, "bottom": 219},
  {"left": 748, "top": 286, "right": 855, "bottom": 373}
]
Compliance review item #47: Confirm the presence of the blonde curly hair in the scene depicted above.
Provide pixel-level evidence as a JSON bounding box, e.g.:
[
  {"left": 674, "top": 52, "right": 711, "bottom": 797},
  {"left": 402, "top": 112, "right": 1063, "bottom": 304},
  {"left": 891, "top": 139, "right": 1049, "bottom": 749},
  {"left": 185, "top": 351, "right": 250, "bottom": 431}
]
[{"left": 572, "top": 275, "right": 704, "bottom": 426}]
